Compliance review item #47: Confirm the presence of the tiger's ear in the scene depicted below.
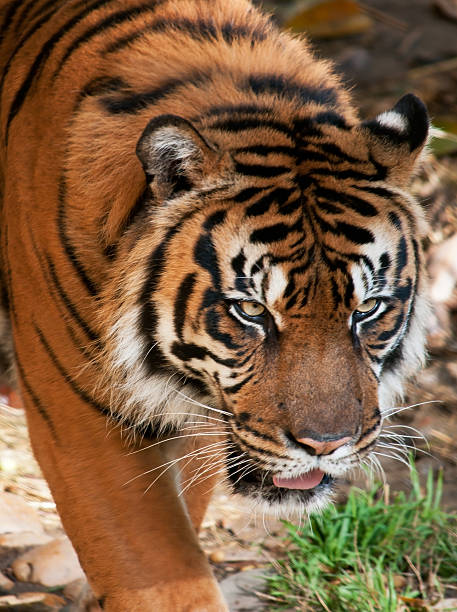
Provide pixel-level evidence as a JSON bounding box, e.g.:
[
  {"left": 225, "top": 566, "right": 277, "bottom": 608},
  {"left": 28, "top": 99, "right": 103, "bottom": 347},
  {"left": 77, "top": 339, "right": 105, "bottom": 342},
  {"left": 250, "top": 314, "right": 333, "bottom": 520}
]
[
  {"left": 136, "top": 114, "right": 219, "bottom": 201},
  {"left": 360, "top": 94, "right": 429, "bottom": 186}
]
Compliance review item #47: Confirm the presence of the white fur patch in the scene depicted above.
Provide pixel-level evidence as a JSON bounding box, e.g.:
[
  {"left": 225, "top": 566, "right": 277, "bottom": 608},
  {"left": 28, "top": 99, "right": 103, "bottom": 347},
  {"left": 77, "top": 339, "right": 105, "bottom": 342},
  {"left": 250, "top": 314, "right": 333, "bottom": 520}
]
[
  {"left": 376, "top": 111, "right": 408, "bottom": 133},
  {"left": 266, "top": 266, "right": 287, "bottom": 305},
  {"left": 105, "top": 305, "right": 212, "bottom": 432}
]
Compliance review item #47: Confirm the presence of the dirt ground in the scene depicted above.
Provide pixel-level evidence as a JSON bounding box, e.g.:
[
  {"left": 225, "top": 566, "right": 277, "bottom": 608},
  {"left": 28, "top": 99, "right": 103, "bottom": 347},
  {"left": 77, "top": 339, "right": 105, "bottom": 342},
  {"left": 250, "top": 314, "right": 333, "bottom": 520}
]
[{"left": 1, "top": 0, "right": 457, "bottom": 610}]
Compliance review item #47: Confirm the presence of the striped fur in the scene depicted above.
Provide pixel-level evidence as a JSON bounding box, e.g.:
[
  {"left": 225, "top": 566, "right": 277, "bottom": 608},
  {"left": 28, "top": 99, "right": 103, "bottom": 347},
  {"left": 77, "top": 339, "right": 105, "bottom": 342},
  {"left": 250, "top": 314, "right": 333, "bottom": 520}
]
[{"left": 0, "top": 0, "right": 430, "bottom": 609}]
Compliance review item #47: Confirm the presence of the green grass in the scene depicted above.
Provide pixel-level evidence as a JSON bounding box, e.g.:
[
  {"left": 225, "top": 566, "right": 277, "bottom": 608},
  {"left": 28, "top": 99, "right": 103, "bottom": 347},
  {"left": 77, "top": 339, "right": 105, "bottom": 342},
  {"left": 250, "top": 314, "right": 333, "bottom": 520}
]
[{"left": 266, "top": 462, "right": 457, "bottom": 611}]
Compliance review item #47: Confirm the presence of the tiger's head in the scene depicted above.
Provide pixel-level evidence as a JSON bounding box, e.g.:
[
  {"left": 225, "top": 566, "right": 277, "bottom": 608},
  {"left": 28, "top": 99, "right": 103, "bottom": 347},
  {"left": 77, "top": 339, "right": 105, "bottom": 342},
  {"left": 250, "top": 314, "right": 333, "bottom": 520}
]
[{"left": 99, "top": 94, "right": 430, "bottom": 513}]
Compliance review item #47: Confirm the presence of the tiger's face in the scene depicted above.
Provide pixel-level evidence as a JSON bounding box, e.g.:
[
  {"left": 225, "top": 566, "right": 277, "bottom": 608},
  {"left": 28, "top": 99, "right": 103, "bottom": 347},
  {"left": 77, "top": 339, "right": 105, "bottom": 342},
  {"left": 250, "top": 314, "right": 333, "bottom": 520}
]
[{"left": 101, "top": 96, "right": 430, "bottom": 513}]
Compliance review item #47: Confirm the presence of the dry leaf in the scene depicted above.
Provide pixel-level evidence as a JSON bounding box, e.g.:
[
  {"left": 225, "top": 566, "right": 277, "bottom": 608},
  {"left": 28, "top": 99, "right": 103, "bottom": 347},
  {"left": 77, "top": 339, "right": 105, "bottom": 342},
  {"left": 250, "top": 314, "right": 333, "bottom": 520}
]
[{"left": 285, "top": 0, "right": 372, "bottom": 38}]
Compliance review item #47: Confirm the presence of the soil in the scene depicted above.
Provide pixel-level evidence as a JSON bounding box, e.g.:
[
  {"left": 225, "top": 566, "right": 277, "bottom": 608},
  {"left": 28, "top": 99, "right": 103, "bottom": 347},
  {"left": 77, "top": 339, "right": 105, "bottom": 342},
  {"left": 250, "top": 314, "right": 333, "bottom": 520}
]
[{"left": 1, "top": 1, "right": 457, "bottom": 610}]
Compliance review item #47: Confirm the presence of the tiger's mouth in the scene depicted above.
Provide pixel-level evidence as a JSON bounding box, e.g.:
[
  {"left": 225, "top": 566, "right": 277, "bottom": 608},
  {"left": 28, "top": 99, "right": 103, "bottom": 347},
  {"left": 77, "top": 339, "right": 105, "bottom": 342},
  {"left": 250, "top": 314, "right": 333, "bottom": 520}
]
[{"left": 227, "top": 461, "right": 335, "bottom": 507}]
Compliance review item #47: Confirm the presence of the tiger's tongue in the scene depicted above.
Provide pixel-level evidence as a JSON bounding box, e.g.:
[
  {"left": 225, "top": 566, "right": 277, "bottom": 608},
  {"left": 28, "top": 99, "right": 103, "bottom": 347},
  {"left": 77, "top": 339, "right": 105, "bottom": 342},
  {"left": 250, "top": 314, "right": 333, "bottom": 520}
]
[{"left": 273, "top": 469, "right": 324, "bottom": 490}]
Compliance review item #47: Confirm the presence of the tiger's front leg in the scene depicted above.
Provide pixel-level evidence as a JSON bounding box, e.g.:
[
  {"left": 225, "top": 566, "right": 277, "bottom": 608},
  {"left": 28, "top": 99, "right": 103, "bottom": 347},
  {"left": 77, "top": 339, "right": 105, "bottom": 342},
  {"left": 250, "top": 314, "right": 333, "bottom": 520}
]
[{"left": 22, "top": 379, "right": 227, "bottom": 612}]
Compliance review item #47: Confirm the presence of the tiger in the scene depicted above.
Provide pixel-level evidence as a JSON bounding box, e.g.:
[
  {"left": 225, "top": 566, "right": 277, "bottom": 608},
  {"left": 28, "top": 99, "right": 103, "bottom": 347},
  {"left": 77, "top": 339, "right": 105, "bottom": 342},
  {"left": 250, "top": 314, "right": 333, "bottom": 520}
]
[{"left": 0, "top": 0, "right": 431, "bottom": 609}]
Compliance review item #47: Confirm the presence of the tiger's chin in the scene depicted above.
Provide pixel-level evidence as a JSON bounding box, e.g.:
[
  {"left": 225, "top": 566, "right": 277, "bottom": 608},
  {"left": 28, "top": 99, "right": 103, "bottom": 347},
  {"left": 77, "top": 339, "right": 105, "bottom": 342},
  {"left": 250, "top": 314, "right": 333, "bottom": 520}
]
[{"left": 228, "top": 466, "right": 336, "bottom": 515}]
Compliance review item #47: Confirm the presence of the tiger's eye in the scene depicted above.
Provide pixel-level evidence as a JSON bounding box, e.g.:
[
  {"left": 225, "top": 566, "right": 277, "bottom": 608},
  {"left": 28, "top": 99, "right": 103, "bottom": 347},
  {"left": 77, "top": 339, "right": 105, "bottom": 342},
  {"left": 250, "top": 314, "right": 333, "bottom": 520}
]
[
  {"left": 238, "top": 301, "right": 266, "bottom": 317},
  {"left": 355, "top": 298, "right": 379, "bottom": 314}
]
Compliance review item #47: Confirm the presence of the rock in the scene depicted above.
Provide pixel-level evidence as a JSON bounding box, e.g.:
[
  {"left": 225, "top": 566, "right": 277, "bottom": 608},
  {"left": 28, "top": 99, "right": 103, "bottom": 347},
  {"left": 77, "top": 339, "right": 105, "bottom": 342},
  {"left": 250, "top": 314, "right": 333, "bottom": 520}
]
[
  {"left": 0, "top": 493, "right": 43, "bottom": 535},
  {"left": 432, "top": 599, "right": 457, "bottom": 610},
  {"left": 434, "top": 0, "right": 457, "bottom": 22},
  {"left": 0, "top": 592, "right": 65, "bottom": 610},
  {"left": 0, "top": 531, "right": 53, "bottom": 548},
  {"left": 64, "top": 579, "right": 102, "bottom": 611},
  {"left": 209, "top": 549, "right": 225, "bottom": 563},
  {"left": 219, "top": 568, "right": 269, "bottom": 611},
  {"left": 12, "top": 537, "right": 85, "bottom": 587},
  {"left": 0, "top": 572, "right": 14, "bottom": 591}
]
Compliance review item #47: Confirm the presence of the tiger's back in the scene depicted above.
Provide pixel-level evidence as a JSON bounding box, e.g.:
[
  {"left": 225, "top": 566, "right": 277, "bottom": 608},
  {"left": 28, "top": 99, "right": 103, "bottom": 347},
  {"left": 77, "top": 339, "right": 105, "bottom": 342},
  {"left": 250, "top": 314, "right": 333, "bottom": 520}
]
[{"left": 0, "top": 1, "right": 431, "bottom": 609}]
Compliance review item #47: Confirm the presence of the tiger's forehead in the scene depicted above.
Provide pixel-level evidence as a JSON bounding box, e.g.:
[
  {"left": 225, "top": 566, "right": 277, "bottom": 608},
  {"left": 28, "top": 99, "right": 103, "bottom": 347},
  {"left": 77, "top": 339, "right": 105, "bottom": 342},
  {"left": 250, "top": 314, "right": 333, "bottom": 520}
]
[{"left": 213, "top": 206, "right": 415, "bottom": 312}]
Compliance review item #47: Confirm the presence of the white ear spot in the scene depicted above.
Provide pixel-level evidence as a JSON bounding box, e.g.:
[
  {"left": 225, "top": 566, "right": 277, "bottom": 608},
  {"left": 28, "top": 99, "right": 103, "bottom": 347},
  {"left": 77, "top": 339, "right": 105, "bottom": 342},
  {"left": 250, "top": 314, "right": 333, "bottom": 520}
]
[{"left": 376, "top": 111, "right": 408, "bottom": 133}]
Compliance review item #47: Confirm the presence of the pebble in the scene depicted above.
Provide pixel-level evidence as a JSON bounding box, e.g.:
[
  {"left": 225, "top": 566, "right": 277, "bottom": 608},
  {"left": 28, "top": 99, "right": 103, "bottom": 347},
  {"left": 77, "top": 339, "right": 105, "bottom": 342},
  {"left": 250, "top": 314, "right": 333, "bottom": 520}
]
[
  {"left": 0, "top": 531, "right": 53, "bottom": 548},
  {"left": 219, "top": 568, "right": 269, "bottom": 611},
  {"left": 0, "top": 592, "right": 65, "bottom": 610},
  {"left": 12, "top": 536, "right": 85, "bottom": 587},
  {"left": 209, "top": 549, "right": 225, "bottom": 563},
  {"left": 0, "top": 572, "right": 14, "bottom": 591}
]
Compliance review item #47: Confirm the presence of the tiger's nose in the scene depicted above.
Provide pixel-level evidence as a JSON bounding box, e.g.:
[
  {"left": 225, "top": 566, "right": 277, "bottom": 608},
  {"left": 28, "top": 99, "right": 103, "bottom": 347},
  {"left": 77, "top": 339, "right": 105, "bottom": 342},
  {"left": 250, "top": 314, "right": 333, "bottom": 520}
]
[{"left": 293, "top": 433, "right": 352, "bottom": 456}]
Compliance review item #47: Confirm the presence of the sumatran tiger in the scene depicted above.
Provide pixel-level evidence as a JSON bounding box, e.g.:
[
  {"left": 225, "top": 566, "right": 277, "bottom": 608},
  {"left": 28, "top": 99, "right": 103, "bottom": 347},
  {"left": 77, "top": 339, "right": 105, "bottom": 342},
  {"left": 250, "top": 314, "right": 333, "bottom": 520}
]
[{"left": 0, "top": 0, "right": 431, "bottom": 609}]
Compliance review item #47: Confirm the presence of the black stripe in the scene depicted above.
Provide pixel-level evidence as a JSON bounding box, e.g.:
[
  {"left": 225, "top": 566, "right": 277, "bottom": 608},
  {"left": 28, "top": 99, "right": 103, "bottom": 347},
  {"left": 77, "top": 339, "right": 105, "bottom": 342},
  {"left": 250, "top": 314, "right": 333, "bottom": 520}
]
[
  {"left": 208, "top": 117, "right": 295, "bottom": 140},
  {"left": 235, "top": 422, "right": 276, "bottom": 443},
  {"left": 316, "top": 142, "right": 362, "bottom": 164},
  {"left": 2, "top": 224, "right": 17, "bottom": 324},
  {"left": 316, "top": 200, "right": 343, "bottom": 215},
  {"left": 232, "top": 144, "right": 296, "bottom": 157},
  {"left": 314, "top": 111, "right": 350, "bottom": 129},
  {"left": 203, "top": 209, "right": 226, "bottom": 231},
  {"left": 139, "top": 210, "right": 197, "bottom": 374},
  {"left": 75, "top": 75, "right": 128, "bottom": 112},
  {"left": 0, "top": 0, "right": 23, "bottom": 35},
  {"left": 205, "top": 309, "right": 241, "bottom": 350},
  {"left": 245, "top": 188, "right": 292, "bottom": 217},
  {"left": 221, "top": 21, "right": 267, "bottom": 44},
  {"left": 315, "top": 187, "right": 377, "bottom": 217},
  {"left": 356, "top": 185, "right": 394, "bottom": 199},
  {"left": 6, "top": 0, "right": 117, "bottom": 140},
  {"left": 0, "top": 3, "right": 58, "bottom": 99},
  {"left": 313, "top": 212, "right": 375, "bottom": 245},
  {"left": 45, "top": 255, "right": 98, "bottom": 343},
  {"left": 335, "top": 221, "right": 374, "bottom": 245},
  {"left": 388, "top": 211, "right": 402, "bottom": 230},
  {"left": 201, "top": 103, "right": 274, "bottom": 119},
  {"left": 107, "top": 187, "right": 151, "bottom": 255},
  {"left": 171, "top": 341, "right": 207, "bottom": 362},
  {"left": 53, "top": 5, "right": 155, "bottom": 78},
  {"left": 100, "top": 70, "right": 211, "bottom": 114},
  {"left": 21, "top": 0, "right": 60, "bottom": 27},
  {"left": 103, "top": 17, "right": 264, "bottom": 54},
  {"left": 15, "top": 355, "right": 59, "bottom": 442},
  {"left": 171, "top": 340, "right": 238, "bottom": 368},
  {"left": 279, "top": 197, "right": 301, "bottom": 215},
  {"left": 235, "top": 161, "right": 290, "bottom": 178},
  {"left": 377, "top": 311, "right": 405, "bottom": 342},
  {"left": 58, "top": 175, "right": 99, "bottom": 296},
  {"left": 245, "top": 74, "right": 338, "bottom": 107},
  {"left": 231, "top": 251, "right": 249, "bottom": 292},
  {"left": 394, "top": 278, "right": 412, "bottom": 303},
  {"left": 298, "top": 149, "right": 330, "bottom": 163},
  {"left": 223, "top": 372, "right": 254, "bottom": 394},
  {"left": 33, "top": 323, "right": 120, "bottom": 420},
  {"left": 395, "top": 236, "right": 408, "bottom": 276},
  {"left": 232, "top": 186, "right": 266, "bottom": 203},
  {"left": 194, "top": 233, "right": 222, "bottom": 292},
  {"left": 13, "top": 0, "right": 48, "bottom": 33},
  {"left": 310, "top": 166, "right": 383, "bottom": 182},
  {"left": 250, "top": 220, "right": 301, "bottom": 244},
  {"left": 174, "top": 273, "right": 197, "bottom": 341},
  {"left": 28, "top": 228, "right": 93, "bottom": 357},
  {"left": 382, "top": 241, "right": 420, "bottom": 374}
]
